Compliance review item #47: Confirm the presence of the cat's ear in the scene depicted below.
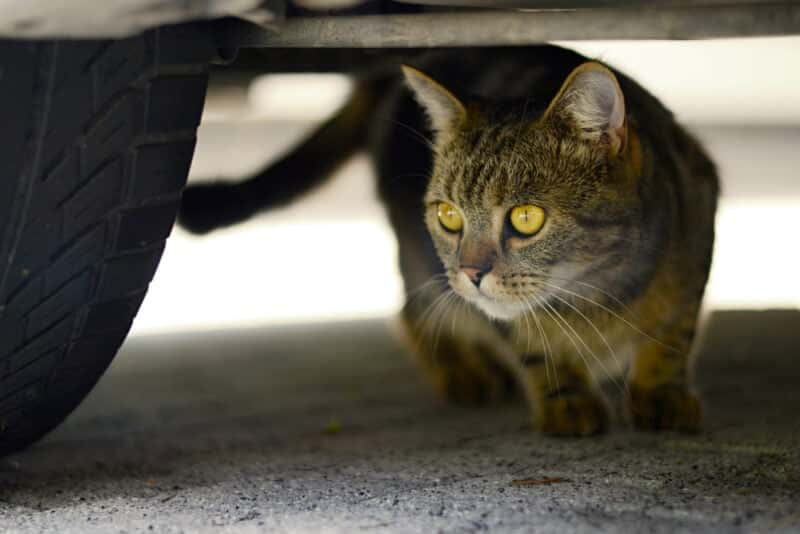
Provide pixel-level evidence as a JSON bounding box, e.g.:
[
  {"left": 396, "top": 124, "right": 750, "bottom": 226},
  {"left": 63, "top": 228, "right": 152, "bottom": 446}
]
[
  {"left": 544, "top": 62, "right": 627, "bottom": 158},
  {"left": 402, "top": 65, "right": 467, "bottom": 134}
]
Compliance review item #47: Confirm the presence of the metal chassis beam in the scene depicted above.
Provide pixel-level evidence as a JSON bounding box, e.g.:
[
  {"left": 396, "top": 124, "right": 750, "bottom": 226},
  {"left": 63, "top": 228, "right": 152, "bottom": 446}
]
[{"left": 215, "top": 3, "right": 800, "bottom": 49}]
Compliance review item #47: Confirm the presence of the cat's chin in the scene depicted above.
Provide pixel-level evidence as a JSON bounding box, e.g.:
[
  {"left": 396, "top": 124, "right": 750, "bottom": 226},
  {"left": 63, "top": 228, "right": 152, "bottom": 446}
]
[{"left": 470, "top": 295, "right": 524, "bottom": 322}]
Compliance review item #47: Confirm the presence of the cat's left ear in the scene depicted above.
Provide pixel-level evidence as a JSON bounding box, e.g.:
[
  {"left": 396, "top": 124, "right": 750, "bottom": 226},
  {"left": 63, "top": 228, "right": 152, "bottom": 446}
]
[
  {"left": 402, "top": 65, "right": 467, "bottom": 135},
  {"left": 544, "top": 62, "right": 627, "bottom": 158}
]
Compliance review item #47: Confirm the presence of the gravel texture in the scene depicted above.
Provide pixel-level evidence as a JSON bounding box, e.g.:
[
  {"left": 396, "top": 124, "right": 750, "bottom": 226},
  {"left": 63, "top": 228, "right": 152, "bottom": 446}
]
[{"left": 1, "top": 310, "right": 798, "bottom": 533}]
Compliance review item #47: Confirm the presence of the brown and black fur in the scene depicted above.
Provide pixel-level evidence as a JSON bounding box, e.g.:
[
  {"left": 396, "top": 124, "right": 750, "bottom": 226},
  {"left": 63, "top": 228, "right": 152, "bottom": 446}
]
[{"left": 180, "top": 46, "right": 718, "bottom": 436}]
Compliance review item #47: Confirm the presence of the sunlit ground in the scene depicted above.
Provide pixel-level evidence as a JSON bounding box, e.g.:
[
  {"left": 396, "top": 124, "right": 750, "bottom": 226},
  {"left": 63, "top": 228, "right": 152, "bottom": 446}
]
[{"left": 131, "top": 37, "right": 800, "bottom": 335}]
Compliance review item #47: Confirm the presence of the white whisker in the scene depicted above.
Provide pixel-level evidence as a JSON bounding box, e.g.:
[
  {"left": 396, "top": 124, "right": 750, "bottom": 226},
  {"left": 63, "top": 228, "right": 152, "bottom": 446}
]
[
  {"left": 522, "top": 296, "right": 555, "bottom": 393},
  {"left": 538, "top": 280, "right": 677, "bottom": 353},
  {"left": 430, "top": 292, "right": 459, "bottom": 357},
  {"left": 546, "top": 291, "right": 629, "bottom": 396},
  {"left": 529, "top": 295, "right": 560, "bottom": 395},
  {"left": 413, "top": 287, "right": 452, "bottom": 338},
  {"left": 536, "top": 296, "right": 625, "bottom": 396}
]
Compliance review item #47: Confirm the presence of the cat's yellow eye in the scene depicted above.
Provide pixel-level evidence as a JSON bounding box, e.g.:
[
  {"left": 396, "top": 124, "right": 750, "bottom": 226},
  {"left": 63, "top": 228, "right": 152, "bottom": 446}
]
[
  {"left": 509, "top": 205, "right": 546, "bottom": 236},
  {"left": 437, "top": 202, "right": 463, "bottom": 232}
]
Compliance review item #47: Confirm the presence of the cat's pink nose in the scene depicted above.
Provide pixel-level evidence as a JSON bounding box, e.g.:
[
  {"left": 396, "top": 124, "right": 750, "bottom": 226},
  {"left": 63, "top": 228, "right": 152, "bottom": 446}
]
[{"left": 462, "top": 266, "right": 490, "bottom": 286}]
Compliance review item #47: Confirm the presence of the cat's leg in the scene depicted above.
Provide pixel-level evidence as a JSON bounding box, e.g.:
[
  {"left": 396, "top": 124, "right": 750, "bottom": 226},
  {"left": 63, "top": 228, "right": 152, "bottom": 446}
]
[
  {"left": 626, "top": 307, "right": 702, "bottom": 432},
  {"left": 405, "top": 299, "right": 611, "bottom": 434},
  {"left": 401, "top": 297, "right": 517, "bottom": 404},
  {"left": 513, "top": 352, "right": 609, "bottom": 436}
]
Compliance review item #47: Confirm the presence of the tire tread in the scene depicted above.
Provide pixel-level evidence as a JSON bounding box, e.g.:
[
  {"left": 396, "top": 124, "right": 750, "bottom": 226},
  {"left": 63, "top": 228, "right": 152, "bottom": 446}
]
[{"left": 0, "top": 27, "right": 210, "bottom": 455}]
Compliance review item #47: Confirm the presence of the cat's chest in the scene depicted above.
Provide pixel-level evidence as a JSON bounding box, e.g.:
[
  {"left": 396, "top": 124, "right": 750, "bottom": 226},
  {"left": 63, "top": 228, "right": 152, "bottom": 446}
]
[{"left": 509, "top": 311, "right": 638, "bottom": 375}]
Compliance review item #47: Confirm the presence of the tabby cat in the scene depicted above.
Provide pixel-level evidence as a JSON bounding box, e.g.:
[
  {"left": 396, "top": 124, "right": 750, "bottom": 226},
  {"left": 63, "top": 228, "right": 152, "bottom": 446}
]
[{"left": 179, "top": 46, "right": 718, "bottom": 436}]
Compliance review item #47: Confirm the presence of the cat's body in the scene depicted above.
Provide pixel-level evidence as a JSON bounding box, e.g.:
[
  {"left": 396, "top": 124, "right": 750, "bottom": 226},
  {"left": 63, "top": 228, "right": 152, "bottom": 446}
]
[{"left": 180, "top": 46, "right": 718, "bottom": 435}]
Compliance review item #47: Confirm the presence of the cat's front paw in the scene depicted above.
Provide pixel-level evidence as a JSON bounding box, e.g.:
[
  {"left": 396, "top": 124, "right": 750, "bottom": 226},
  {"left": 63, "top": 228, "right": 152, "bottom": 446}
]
[
  {"left": 535, "top": 390, "right": 609, "bottom": 437},
  {"left": 628, "top": 385, "right": 702, "bottom": 432}
]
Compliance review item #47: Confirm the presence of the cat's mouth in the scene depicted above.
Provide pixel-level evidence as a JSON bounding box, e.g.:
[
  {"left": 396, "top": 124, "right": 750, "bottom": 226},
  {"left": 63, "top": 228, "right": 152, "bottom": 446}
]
[
  {"left": 450, "top": 270, "right": 542, "bottom": 320},
  {"left": 456, "top": 277, "right": 526, "bottom": 320}
]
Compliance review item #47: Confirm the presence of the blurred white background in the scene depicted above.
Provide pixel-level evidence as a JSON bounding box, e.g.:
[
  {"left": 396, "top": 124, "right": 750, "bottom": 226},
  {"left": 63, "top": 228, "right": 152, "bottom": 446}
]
[{"left": 132, "top": 37, "right": 800, "bottom": 335}]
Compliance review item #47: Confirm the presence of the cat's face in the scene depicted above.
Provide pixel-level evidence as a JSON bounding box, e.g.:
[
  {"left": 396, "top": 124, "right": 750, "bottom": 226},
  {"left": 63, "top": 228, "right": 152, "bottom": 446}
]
[{"left": 404, "top": 63, "right": 637, "bottom": 320}]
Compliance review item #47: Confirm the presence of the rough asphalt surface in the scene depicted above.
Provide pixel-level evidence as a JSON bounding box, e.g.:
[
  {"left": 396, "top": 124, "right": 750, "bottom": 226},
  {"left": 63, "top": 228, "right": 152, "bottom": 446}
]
[{"left": 1, "top": 310, "right": 798, "bottom": 533}]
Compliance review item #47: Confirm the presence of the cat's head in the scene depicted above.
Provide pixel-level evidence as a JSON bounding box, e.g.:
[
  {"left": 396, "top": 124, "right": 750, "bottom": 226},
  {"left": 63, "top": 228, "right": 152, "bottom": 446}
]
[{"left": 403, "top": 62, "right": 643, "bottom": 320}]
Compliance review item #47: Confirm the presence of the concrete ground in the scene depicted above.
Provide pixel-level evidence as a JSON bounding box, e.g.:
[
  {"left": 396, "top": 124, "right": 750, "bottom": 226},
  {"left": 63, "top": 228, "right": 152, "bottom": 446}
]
[{"left": 1, "top": 310, "right": 798, "bottom": 533}]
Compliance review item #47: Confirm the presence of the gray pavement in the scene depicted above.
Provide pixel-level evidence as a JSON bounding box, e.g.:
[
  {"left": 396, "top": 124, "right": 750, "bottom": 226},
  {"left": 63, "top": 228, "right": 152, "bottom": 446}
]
[{"left": 1, "top": 310, "right": 799, "bottom": 533}]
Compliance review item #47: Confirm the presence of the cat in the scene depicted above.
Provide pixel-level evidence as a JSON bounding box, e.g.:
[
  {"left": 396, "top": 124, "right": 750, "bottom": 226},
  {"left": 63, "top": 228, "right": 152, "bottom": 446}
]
[{"left": 179, "top": 46, "right": 719, "bottom": 436}]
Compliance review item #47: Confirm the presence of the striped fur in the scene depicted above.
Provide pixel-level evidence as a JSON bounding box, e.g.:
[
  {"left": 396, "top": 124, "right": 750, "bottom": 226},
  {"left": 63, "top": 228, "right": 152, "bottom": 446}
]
[
  {"left": 379, "top": 48, "right": 717, "bottom": 435},
  {"left": 180, "top": 46, "right": 719, "bottom": 436}
]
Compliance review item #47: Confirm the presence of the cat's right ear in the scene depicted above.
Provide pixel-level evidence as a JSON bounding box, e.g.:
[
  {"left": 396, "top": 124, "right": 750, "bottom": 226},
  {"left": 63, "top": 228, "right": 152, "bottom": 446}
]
[
  {"left": 543, "top": 62, "right": 627, "bottom": 158},
  {"left": 402, "top": 65, "right": 467, "bottom": 135}
]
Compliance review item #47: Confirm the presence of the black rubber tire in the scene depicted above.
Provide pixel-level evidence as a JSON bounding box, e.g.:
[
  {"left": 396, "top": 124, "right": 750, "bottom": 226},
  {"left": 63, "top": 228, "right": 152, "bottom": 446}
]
[{"left": 0, "top": 26, "right": 213, "bottom": 456}]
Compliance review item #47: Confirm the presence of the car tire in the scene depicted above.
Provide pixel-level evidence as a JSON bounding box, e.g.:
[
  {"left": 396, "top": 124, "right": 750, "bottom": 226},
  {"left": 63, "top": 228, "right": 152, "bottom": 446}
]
[{"left": 0, "top": 25, "right": 212, "bottom": 456}]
